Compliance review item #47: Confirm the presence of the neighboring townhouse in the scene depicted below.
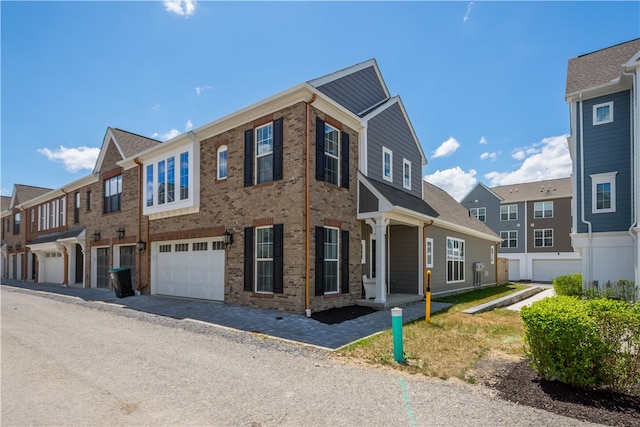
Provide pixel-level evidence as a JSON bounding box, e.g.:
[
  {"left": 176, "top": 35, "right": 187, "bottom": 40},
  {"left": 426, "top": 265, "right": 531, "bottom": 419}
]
[
  {"left": 565, "top": 39, "right": 640, "bottom": 291},
  {"left": 1, "top": 185, "right": 52, "bottom": 280},
  {"left": 461, "top": 178, "right": 580, "bottom": 282}
]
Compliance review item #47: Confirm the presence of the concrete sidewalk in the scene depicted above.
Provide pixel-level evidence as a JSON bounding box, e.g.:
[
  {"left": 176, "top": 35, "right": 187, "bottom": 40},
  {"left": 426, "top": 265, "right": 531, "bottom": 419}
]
[{"left": 1, "top": 280, "right": 450, "bottom": 350}]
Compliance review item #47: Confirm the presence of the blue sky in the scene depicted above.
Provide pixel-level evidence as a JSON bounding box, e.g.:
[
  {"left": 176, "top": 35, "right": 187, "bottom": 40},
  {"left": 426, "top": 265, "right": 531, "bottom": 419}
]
[{"left": 2, "top": 1, "right": 639, "bottom": 201}]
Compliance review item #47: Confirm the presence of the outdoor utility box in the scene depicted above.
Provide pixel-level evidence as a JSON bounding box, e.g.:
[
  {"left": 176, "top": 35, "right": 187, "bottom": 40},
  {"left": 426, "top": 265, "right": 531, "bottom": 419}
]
[{"left": 108, "top": 267, "right": 134, "bottom": 298}]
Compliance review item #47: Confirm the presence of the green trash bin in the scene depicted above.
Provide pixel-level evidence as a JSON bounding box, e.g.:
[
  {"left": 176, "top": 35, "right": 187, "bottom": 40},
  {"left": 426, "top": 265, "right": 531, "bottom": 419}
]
[{"left": 108, "top": 267, "right": 134, "bottom": 298}]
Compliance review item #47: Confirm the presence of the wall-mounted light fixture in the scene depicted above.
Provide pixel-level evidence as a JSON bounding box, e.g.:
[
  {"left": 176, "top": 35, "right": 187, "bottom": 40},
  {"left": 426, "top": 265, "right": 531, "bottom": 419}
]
[
  {"left": 15, "top": 243, "right": 21, "bottom": 251},
  {"left": 7, "top": 245, "right": 13, "bottom": 251},
  {"left": 223, "top": 230, "right": 233, "bottom": 246},
  {"left": 93, "top": 231, "right": 101, "bottom": 242},
  {"left": 116, "top": 227, "right": 125, "bottom": 239},
  {"left": 137, "top": 239, "right": 146, "bottom": 252}
]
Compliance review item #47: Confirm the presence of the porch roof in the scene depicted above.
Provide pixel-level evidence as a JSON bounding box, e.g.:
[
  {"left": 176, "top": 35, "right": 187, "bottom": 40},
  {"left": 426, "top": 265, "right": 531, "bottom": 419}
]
[
  {"left": 366, "top": 178, "right": 439, "bottom": 218},
  {"left": 28, "top": 227, "right": 85, "bottom": 245}
]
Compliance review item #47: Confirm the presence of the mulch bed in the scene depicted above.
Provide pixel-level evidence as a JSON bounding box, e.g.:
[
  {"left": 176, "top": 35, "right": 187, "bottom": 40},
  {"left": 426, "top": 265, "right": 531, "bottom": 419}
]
[
  {"left": 311, "top": 305, "right": 377, "bottom": 325},
  {"left": 486, "top": 359, "right": 640, "bottom": 426}
]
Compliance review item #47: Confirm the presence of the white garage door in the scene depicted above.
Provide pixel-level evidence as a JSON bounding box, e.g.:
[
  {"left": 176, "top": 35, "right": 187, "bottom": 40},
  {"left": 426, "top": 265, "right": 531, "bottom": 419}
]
[
  {"left": 508, "top": 259, "right": 520, "bottom": 281},
  {"left": 44, "top": 252, "right": 64, "bottom": 283},
  {"left": 153, "top": 239, "right": 225, "bottom": 301},
  {"left": 532, "top": 259, "right": 582, "bottom": 283}
]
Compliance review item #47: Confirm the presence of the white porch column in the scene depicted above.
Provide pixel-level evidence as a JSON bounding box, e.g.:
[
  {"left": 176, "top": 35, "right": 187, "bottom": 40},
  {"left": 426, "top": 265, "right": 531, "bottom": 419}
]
[{"left": 375, "top": 218, "right": 389, "bottom": 303}]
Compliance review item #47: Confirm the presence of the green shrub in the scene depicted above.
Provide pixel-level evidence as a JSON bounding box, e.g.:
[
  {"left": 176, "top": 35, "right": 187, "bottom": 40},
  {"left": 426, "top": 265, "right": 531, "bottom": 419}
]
[
  {"left": 553, "top": 273, "right": 582, "bottom": 296},
  {"left": 521, "top": 296, "right": 640, "bottom": 394},
  {"left": 582, "top": 279, "right": 638, "bottom": 303}
]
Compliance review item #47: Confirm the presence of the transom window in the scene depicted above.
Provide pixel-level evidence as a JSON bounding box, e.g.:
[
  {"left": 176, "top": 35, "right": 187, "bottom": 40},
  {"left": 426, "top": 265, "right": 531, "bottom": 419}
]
[
  {"left": 403, "top": 159, "right": 411, "bottom": 190},
  {"left": 593, "top": 101, "right": 613, "bottom": 125},
  {"left": 256, "top": 123, "right": 273, "bottom": 185},
  {"left": 500, "top": 204, "right": 517, "bottom": 221},
  {"left": 256, "top": 226, "right": 274, "bottom": 293},
  {"left": 470, "top": 207, "right": 486, "bottom": 222},
  {"left": 383, "top": 147, "right": 393, "bottom": 182},
  {"left": 324, "top": 124, "right": 340, "bottom": 185},
  {"left": 534, "top": 229, "right": 553, "bottom": 247},
  {"left": 500, "top": 230, "right": 517, "bottom": 248},
  {"left": 323, "top": 227, "right": 339, "bottom": 294},
  {"left": 217, "top": 146, "right": 228, "bottom": 180},
  {"left": 591, "top": 172, "right": 617, "bottom": 213},
  {"left": 534, "top": 201, "right": 553, "bottom": 218},
  {"left": 104, "top": 175, "right": 122, "bottom": 214},
  {"left": 446, "top": 237, "right": 465, "bottom": 283}
]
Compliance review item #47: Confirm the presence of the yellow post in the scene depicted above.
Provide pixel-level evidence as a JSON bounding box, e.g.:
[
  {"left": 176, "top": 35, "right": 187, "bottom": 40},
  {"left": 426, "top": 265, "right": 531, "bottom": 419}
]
[{"left": 425, "top": 270, "right": 432, "bottom": 323}]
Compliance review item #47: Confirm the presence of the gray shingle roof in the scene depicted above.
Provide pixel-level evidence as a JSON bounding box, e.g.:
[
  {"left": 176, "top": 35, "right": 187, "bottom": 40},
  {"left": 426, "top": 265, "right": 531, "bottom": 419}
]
[
  {"left": 566, "top": 38, "right": 640, "bottom": 95},
  {"left": 12, "top": 184, "right": 53, "bottom": 207},
  {"left": 110, "top": 128, "right": 160, "bottom": 158},
  {"left": 491, "top": 177, "right": 572, "bottom": 203},
  {"left": 422, "top": 181, "right": 499, "bottom": 239},
  {"left": 367, "top": 178, "right": 439, "bottom": 217},
  {"left": 1, "top": 196, "right": 11, "bottom": 211}
]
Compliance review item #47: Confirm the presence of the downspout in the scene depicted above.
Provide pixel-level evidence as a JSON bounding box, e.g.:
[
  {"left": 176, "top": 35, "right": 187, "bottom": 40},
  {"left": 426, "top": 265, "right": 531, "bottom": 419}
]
[
  {"left": 578, "top": 93, "right": 594, "bottom": 288},
  {"left": 60, "top": 190, "right": 68, "bottom": 285},
  {"left": 622, "top": 67, "right": 639, "bottom": 289},
  {"left": 134, "top": 158, "right": 147, "bottom": 291},
  {"left": 305, "top": 93, "right": 317, "bottom": 317}
]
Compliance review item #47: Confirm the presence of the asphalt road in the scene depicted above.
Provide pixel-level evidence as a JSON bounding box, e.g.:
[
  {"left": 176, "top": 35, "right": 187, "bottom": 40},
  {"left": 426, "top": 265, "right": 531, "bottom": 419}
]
[{"left": 1, "top": 286, "right": 594, "bottom": 426}]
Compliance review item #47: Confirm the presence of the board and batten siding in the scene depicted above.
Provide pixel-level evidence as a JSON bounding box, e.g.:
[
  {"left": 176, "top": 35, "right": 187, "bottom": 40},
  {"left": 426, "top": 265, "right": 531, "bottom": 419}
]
[
  {"left": 367, "top": 103, "right": 423, "bottom": 198},
  {"left": 576, "top": 90, "right": 632, "bottom": 233},
  {"left": 315, "top": 66, "right": 387, "bottom": 115},
  {"left": 389, "top": 225, "right": 419, "bottom": 294},
  {"left": 426, "top": 225, "right": 497, "bottom": 296}
]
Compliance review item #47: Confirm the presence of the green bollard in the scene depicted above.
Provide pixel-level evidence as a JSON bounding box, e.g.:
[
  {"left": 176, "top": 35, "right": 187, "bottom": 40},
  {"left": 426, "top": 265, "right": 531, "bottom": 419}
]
[{"left": 391, "top": 307, "right": 404, "bottom": 363}]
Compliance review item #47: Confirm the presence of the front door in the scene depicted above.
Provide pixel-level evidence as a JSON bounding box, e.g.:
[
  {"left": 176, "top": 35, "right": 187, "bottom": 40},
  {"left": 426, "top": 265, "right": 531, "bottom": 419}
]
[
  {"left": 75, "top": 244, "right": 83, "bottom": 284},
  {"left": 119, "top": 245, "right": 137, "bottom": 290},
  {"left": 96, "top": 248, "right": 110, "bottom": 289}
]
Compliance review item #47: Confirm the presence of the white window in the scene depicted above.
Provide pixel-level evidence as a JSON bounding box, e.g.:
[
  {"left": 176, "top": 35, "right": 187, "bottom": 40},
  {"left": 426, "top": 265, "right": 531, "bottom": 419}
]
[
  {"left": 591, "top": 172, "right": 617, "bottom": 213},
  {"left": 593, "top": 101, "right": 613, "bottom": 125},
  {"left": 534, "top": 201, "right": 553, "bottom": 218},
  {"left": 382, "top": 147, "right": 393, "bottom": 182},
  {"left": 446, "top": 237, "right": 464, "bottom": 283},
  {"left": 256, "top": 123, "right": 273, "bottom": 185},
  {"left": 470, "top": 207, "right": 486, "bottom": 222},
  {"left": 217, "top": 146, "right": 228, "bottom": 180},
  {"left": 323, "top": 227, "right": 339, "bottom": 294},
  {"left": 256, "top": 226, "right": 274, "bottom": 293},
  {"left": 500, "top": 204, "right": 517, "bottom": 221},
  {"left": 490, "top": 246, "right": 495, "bottom": 265},
  {"left": 500, "top": 230, "right": 517, "bottom": 248},
  {"left": 534, "top": 229, "right": 553, "bottom": 247},
  {"left": 403, "top": 159, "right": 411, "bottom": 190},
  {"left": 324, "top": 124, "right": 340, "bottom": 185},
  {"left": 425, "top": 237, "right": 434, "bottom": 268}
]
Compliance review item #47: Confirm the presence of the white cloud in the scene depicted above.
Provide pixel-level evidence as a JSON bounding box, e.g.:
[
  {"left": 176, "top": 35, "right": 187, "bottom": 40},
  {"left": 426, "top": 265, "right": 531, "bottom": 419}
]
[
  {"left": 485, "top": 135, "right": 571, "bottom": 186},
  {"left": 185, "top": 120, "right": 193, "bottom": 131},
  {"left": 432, "top": 137, "right": 460, "bottom": 159},
  {"left": 479, "top": 136, "right": 487, "bottom": 145},
  {"left": 153, "top": 129, "right": 180, "bottom": 141},
  {"left": 424, "top": 167, "right": 477, "bottom": 201},
  {"left": 480, "top": 151, "right": 498, "bottom": 161},
  {"left": 195, "top": 85, "right": 213, "bottom": 95},
  {"left": 463, "top": 2, "right": 474, "bottom": 22},
  {"left": 37, "top": 145, "right": 100, "bottom": 172},
  {"left": 164, "top": 0, "right": 196, "bottom": 18}
]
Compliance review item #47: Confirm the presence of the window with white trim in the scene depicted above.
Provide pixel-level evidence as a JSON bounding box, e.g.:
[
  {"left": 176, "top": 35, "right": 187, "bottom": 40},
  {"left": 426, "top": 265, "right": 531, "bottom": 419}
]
[
  {"left": 217, "top": 146, "right": 228, "bottom": 180},
  {"left": 382, "top": 147, "right": 393, "bottom": 182},
  {"left": 446, "top": 237, "right": 464, "bottom": 283},
  {"left": 324, "top": 124, "right": 340, "bottom": 185},
  {"left": 403, "top": 158, "right": 411, "bottom": 190},
  {"left": 256, "top": 123, "right": 273, "bottom": 185},
  {"left": 425, "top": 237, "right": 434, "bottom": 268},
  {"left": 534, "top": 228, "right": 553, "bottom": 247},
  {"left": 323, "top": 227, "right": 339, "bottom": 294},
  {"left": 591, "top": 172, "right": 617, "bottom": 213},
  {"left": 500, "top": 204, "right": 517, "bottom": 221},
  {"left": 470, "top": 207, "right": 486, "bottom": 222},
  {"left": 104, "top": 175, "right": 122, "bottom": 214},
  {"left": 500, "top": 230, "right": 517, "bottom": 248},
  {"left": 534, "top": 201, "right": 553, "bottom": 218},
  {"left": 593, "top": 101, "right": 613, "bottom": 125},
  {"left": 490, "top": 246, "right": 495, "bottom": 265},
  {"left": 256, "top": 226, "right": 274, "bottom": 293}
]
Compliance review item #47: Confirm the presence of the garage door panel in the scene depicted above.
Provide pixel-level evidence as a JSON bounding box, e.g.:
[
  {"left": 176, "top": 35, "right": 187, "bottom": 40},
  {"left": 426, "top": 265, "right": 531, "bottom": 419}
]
[
  {"left": 44, "top": 252, "right": 64, "bottom": 284},
  {"left": 533, "top": 259, "right": 581, "bottom": 283}
]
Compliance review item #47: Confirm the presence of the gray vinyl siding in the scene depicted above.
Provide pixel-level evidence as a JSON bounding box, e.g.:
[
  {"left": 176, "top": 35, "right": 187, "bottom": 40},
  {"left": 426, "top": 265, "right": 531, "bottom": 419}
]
[
  {"left": 426, "top": 226, "right": 497, "bottom": 296},
  {"left": 389, "top": 225, "right": 418, "bottom": 294},
  {"left": 367, "top": 103, "right": 423, "bottom": 198},
  {"left": 461, "top": 184, "right": 502, "bottom": 233},
  {"left": 527, "top": 197, "right": 574, "bottom": 253},
  {"left": 358, "top": 182, "right": 378, "bottom": 213},
  {"left": 576, "top": 90, "right": 632, "bottom": 233},
  {"left": 315, "top": 66, "right": 387, "bottom": 115}
]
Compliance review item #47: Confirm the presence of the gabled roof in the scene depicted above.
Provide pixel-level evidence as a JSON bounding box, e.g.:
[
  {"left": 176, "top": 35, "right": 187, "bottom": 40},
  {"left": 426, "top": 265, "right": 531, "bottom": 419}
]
[
  {"left": 459, "top": 182, "right": 502, "bottom": 204},
  {"left": 566, "top": 38, "right": 640, "bottom": 96},
  {"left": 1, "top": 196, "right": 11, "bottom": 212},
  {"left": 491, "top": 177, "right": 572, "bottom": 203},
  {"left": 422, "top": 181, "right": 500, "bottom": 240},
  {"left": 10, "top": 184, "right": 52, "bottom": 209},
  {"left": 94, "top": 127, "right": 160, "bottom": 172}
]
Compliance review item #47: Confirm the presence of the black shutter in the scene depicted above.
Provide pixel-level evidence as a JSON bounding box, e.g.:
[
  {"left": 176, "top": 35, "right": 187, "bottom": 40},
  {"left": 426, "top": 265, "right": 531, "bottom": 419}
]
[
  {"left": 273, "top": 224, "right": 284, "bottom": 294},
  {"left": 244, "top": 129, "right": 253, "bottom": 187},
  {"left": 273, "top": 118, "right": 283, "bottom": 181},
  {"left": 315, "top": 226, "right": 324, "bottom": 296},
  {"left": 244, "top": 227, "right": 253, "bottom": 291},
  {"left": 341, "top": 230, "right": 349, "bottom": 293},
  {"left": 341, "top": 132, "right": 349, "bottom": 189},
  {"left": 315, "top": 117, "right": 325, "bottom": 181}
]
